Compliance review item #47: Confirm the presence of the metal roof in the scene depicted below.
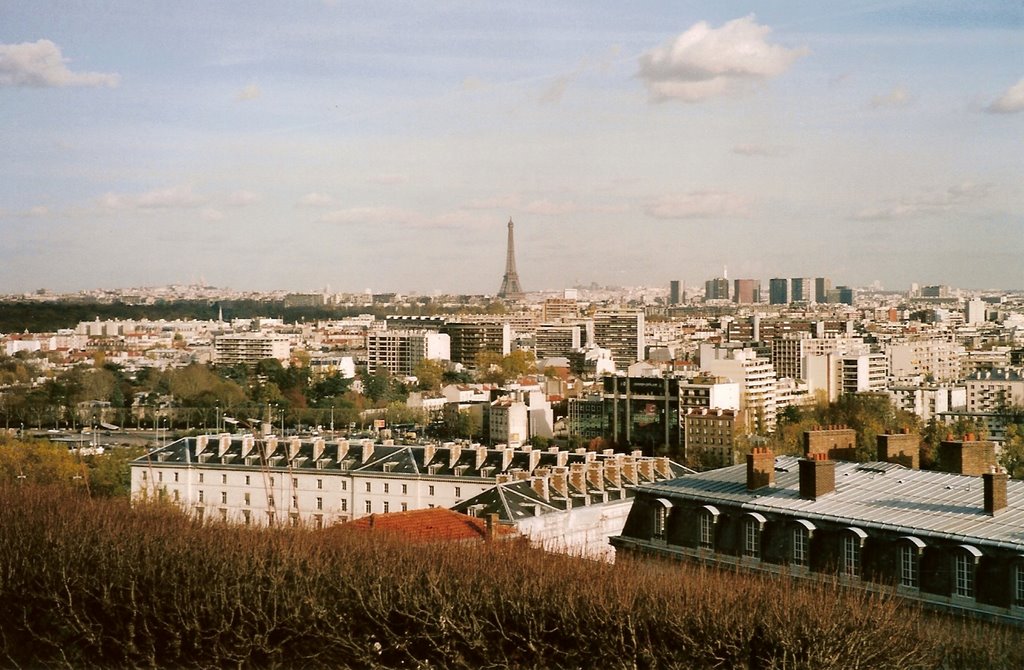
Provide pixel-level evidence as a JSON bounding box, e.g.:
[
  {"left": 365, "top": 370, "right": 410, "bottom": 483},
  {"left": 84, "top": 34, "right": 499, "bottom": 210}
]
[{"left": 639, "top": 456, "right": 1024, "bottom": 550}]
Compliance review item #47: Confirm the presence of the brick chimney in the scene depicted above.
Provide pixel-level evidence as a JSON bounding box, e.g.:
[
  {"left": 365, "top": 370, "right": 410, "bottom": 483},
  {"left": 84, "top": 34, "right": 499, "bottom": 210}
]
[
  {"left": 485, "top": 513, "right": 498, "bottom": 541},
  {"left": 876, "top": 433, "right": 919, "bottom": 469},
  {"left": 746, "top": 447, "right": 775, "bottom": 491},
  {"left": 983, "top": 467, "right": 1008, "bottom": 516},
  {"left": 654, "top": 456, "right": 672, "bottom": 479},
  {"left": 637, "top": 458, "right": 655, "bottom": 482},
  {"left": 531, "top": 475, "right": 550, "bottom": 501},
  {"left": 799, "top": 452, "right": 835, "bottom": 500},
  {"left": 449, "top": 443, "right": 462, "bottom": 469},
  {"left": 549, "top": 467, "right": 569, "bottom": 499},
  {"left": 938, "top": 437, "right": 996, "bottom": 476},
  {"left": 586, "top": 463, "right": 605, "bottom": 491},
  {"left": 360, "top": 439, "right": 374, "bottom": 463},
  {"left": 217, "top": 434, "right": 232, "bottom": 458},
  {"left": 313, "top": 437, "right": 325, "bottom": 462},
  {"left": 422, "top": 443, "right": 435, "bottom": 465},
  {"left": 196, "top": 434, "right": 209, "bottom": 455},
  {"left": 475, "top": 445, "right": 487, "bottom": 470},
  {"left": 336, "top": 439, "right": 349, "bottom": 462},
  {"left": 289, "top": 437, "right": 302, "bottom": 461},
  {"left": 241, "top": 434, "right": 255, "bottom": 458}
]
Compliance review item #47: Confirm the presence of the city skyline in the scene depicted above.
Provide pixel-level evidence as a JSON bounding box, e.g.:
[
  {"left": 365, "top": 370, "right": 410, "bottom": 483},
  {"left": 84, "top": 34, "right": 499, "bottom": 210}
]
[{"left": 2, "top": 2, "right": 1022, "bottom": 294}]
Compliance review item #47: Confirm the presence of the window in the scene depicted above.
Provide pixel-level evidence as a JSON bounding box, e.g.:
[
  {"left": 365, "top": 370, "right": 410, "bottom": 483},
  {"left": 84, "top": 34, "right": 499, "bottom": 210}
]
[
  {"left": 383, "top": 482, "right": 390, "bottom": 494},
  {"left": 173, "top": 490, "right": 180, "bottom": 502},
  {"left": 292, "top": 478, "right": 298, "bottom": 489},
  {"left": 219, "top": 508, "right": 227, "bottom": 521},
  {"left": 222, "top": 474, "right": 227, "bottom": 484},
  {"left": 455, "top": 486, "right": 461, "bottom": 498},
  {"left": 314, "top": 514, "right": 323, "bottom": 530},
  {"left": 316, "top": 497, "right": 323, "bottom": 510},
  {"left": 269, "top": 477, "right": 275, "bottom": 487},
  {"left": 842, "top": 535, "right": 861, "bottom": 578},
  {"left": 142, "top": 471, "right": 147, "bottom": 481},
  {"left": 744, "top": 520, "right": 761, "bottom": 559},
  {"left": 268, "top": 495, "right": 275, "bottom": 508},
  {"left": 198, "top": 490, "right": 205, "bottom": 503},
  {"left": 365, "top": 500, "right": 372, "bottom": 514},
  {"left": 341, "top": 480, "right": 347, "bottom": 491},
  {"left": 341, "top": 499, "right": 348, "bottom": 512},
  {"left": 401, "top": 502, "right": 408, "bottom": 512},
  {"left": 267, "top": 512, "right": 275, "bottom": 526},
  {"left": 244, "top": 492, "right": 251, "bottom": 506},
  {"left": 383, "top": 502, "right": 390, "bottom": 513},
  {"left": 1015, "top": 564, "right": 1024, "bottom": 607},
  {"left": 792, "top": 526, "right": 809, "bottom": 567},
  {"left": 317, "top": 479, "right": 323, "bottom": 490},
  {"left": 402, "top": 484, "right": 408, "bottom": 495},
  {"left": 292, "top": 495, "right": 298, "bottom": 509},
  {"left": 899, "top": 544, "right": 919, "bottom": 589},
  {"left": 199, "top": 473, "right": 204, "bottom": 483},
  {"left": 245, "top": 475, "right": 251, "bottom": 485},
  {"left": 195, "top": 507, "right": 204, "bottom": 520},
  {"left": 954, "top": 552, "right": 975, "bottom": 599},
  {"left": 290, "top": 514, "right": 299, "bottom": 528},
  {"left": 365, "top": 482, "right": 371, "bottom": 493},
  {"left": 158, "top": 472, "right": 163, "bottom": 482},
  {"left": 428, "top": 485, "right": 435, "bottom": 496},
  {"left": 174, "top": 472, "right": 179, "bottom": 482},
  {"left": 221, "top": 491, "right": 228, "bottom": 504},
  {"left": 243, "top": 510, "right": 251, "bottom": 525}
]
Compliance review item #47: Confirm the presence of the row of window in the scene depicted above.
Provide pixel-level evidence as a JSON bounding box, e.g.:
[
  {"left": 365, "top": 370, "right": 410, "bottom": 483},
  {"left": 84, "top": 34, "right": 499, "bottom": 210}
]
[
  {"left": 145, "top": 472, "right": 455, "bottom": 497},
  {"left": 653, "top": 503, "right": 1022, "bottom": 602}
]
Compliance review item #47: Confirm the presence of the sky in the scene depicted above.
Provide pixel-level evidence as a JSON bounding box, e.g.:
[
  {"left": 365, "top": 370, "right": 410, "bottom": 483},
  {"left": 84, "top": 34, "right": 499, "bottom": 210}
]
[{"left": 1, "top": 1, "right": 1022, "bottom": 295}]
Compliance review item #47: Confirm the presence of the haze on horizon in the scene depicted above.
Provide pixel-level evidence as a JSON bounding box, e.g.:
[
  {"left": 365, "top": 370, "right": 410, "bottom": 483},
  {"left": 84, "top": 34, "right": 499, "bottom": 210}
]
[{"left": 1, "top": 1, "right": 1022, "bottom": 295}]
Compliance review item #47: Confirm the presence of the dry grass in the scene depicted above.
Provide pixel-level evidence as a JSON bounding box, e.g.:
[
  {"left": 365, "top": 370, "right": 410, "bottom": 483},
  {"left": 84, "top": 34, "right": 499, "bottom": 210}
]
[{"left": 0, "top": 484, "right": 1019, "bottom": 669}]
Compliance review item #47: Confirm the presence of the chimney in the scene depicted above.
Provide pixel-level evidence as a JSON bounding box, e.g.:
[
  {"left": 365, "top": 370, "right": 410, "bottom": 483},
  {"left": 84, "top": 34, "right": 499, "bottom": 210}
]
[
  {"left": 876, "top": 433, "right": 919, "bottom": 469},
  {"left": 502, "top": 448, "right": 514, "bottom": 472},
  {"left": 569, "top": 463, "right": 587, "bottom": 493},
  {"left": 621, "top": 456, "right": 638, "bottom": 485},
  {"left": 241, "top": 434, "right": 255, "bottom": 458},
  {"left": 475, "top": 445, "right": 487, "bottom": 470},
  {"left": 195, "top": 434, "right": 209, "bottom": 455},
  {"left": 422, "top": 443, "right": 436, "bottom": 465},
  {"left": 531, "top": 476, "right": 550, "bottom": 501},
  {"left": 549, "top": 467, "right": 569, "bottom": 499},
  {"left": 485, "top": 513, "right": 499, "bottom": 542},
  {"left": 746, "top": 447, "right": 775, "bottom": 491},
  {"left": 604, "top": 462, "right": 622, "bottom": 490},
  {"left": 218, "top": 435, "right": 231, "bottom": 458},
  {"left": 799, "top": 452, "right": 835, "bottom": 500},
  {"left": 637, "top": 458, "right": 655, "bottom": 482},
  {"left": 265, "top": 436, "right": 278, "bottom": 457},
  {"left": 556, "top": 450, "right": 568, "bottom": 468},
  {"left": 528, "top": 449, "right": 541, "bottom": 473},
  {"left": 938, "top": 437, "right": 996, "bottom": 476},
  {"left": 360, "top": 439, "right": 374, "bottom": 464},
  {"left": 586, "top": 463, "right": 605, "bottom": 491},
  {"left": 336, "top": 439, "right": 349, "bottom": 462},
  {"left": 983, "top": 467, "right": 1008, "bottom": 516},
  {"left": 654, "top": 456, "right": 672, "bottom": 479},
  {"left": 313, "top": 438, "right": 325, "bottom": 462},
  {"left": 288, "top": 437, "right": 302, "bottom": 461},
  {"left": 449, "top": 443, "right": 462, "bottom": 469}
]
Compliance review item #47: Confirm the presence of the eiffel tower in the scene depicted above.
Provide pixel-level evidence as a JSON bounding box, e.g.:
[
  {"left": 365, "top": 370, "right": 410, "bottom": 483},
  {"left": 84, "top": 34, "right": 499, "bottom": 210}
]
[{"left": 497, "top": 217, "right": 524, "bottom": 299}]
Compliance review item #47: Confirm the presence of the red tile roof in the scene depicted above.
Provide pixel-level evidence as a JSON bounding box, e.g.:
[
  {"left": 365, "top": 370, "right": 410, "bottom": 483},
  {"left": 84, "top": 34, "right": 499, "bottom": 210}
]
[{"left": 346, "top": 508, "right": 518, "bottom": 544}]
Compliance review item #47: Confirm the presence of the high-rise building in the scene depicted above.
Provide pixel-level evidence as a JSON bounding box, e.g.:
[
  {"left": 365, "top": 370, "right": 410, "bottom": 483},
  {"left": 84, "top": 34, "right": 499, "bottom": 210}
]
[
  {"left": 791, "top": 277, "right": 812, "bottom": 303},
  {"left": 497, "top": 218, "right": 524, "bottom": 299},
  {"left": 669, "top": 280, "right": 681, "bottom": 306},
  {"left": 705, "top": 277, "right": 729, "bottom": 301},
  {"left": 733, "top": 279, "right": 761, "bottom": 304},
  {"left": 836, "top": 286, "right": 855, "bottom": 306},
  {"left": 814, "top": 277, "right": 832, "bottom": 303},
  {"left": 769, "top": 278, "right": 789, "bottom": 305},
  {"left": 593, "top": 309, "right": 645, "bottom": 370},
  {"left": 366, "top": 329, "right": 450, "bottom": 376}
]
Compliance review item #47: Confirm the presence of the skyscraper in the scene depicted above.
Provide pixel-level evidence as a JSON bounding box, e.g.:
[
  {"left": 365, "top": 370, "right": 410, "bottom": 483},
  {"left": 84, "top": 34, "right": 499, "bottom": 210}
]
[
  {"left": 669, "top": 280, "right": 681, "bottom": 305},
  {"left": 733, "top": 279, "right": 761, "bottom": 304},
  {"left": 705, "top": 277, "right": 729, "bottom": 301},
  {"left": 791, "top": 277, "right": 812, "bottom": 303},
  {"left": 814, "top": 277, "right": 832, "bottom": 303},
  {"left": 769, "top": 278, "right": 789, "bottom": 305},
  {"left": 497, "top": 218, "right": 524, "bottom": 299}
]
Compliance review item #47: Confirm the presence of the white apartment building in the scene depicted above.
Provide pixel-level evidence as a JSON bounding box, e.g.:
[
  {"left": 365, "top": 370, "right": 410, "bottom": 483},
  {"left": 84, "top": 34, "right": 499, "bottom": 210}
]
[
  {"left": 365, "top": 329, "right": 450, "bottom": 377},
  {"left": 130, "top": 435, "right": 675, "bottom": 528},
  {"left": 593, "top": 309, "right": 645, "bottom": 371},
  {"left": 887, "top": 339, "right": 964, "bottom": 383},
  {"left": 888, "top": 384, "right": 966, "bottom": 422},
  {"left": 965, "top": 369, "right": 1024, "bottom": 413},
  {"left": 699, "top": 344, "right": 778, "bottom": 432},
  {"left": 214, "top": 333, "right": 291, "bottom": 367}
]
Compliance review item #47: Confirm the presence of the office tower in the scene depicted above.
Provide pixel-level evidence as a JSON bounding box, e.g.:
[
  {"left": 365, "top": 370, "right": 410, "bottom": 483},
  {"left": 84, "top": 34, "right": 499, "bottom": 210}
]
[
  {"left": 814, "top": 277, "right": 832, "bottom": 303},
  {"left": 733, "top": 279, "right": 761, "bottom": 304},
  {"left": 593, "top": 309, "right": 645, "bottom": 370},
  {"left": 769, "top": 278, "right": 789, "bottom": 305},
  {"left": 669, "top": 280, "right": 681, "bottom": 305},
  {"left": 791, "top": 277, "right": 812, "bottom": 303},
  {"left": 705, "top": 277, "right": 730, "bottom": 301}
]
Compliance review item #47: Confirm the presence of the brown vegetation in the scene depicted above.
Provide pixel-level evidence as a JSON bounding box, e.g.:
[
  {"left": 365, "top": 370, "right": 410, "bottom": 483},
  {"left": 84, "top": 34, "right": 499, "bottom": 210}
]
[{"left": 0, "top": 485, "right": 1021, "bottom": 669}]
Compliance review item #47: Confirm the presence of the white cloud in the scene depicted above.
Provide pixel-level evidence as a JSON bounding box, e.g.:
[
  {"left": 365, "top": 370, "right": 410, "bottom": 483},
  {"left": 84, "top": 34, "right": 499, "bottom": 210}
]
[
  {"left": 97, "top": 185, "right": 205, "bottom": 211},
  {"left": 985, "top": 77, "right": 1024, "bottom": 114},
  {"left": 200, "top": 208, "right": 225, "bottom": 221},
  {"left": 645, "top": 191, "right": 752, "bottom": 219},
  {"left": 297, "top": 192, "right": 335, "bottom": 207},
  {"left": 0, "top": 39, "right": 119, "bottom": 88},
  {"left": 366, "top": 173, "right": 408, "bottom": 185},
  {"left": 225, "top": 190, "right": 259, "bottom": 206},
  {"left": 637, "top": 15, "right": 808, "bottom": 103},
  {"left": 319, "top": 206, "right": 415, "bottom": 226},
  {"left": 853, "top": 181, "right": 994, "bottom": 221},
  {"left": 869, "top": 86, "right": 911, "bottom": 109},
  {"left": 235, "top": 83, "right": 262, "bottom": 101},
  {"left": 462, "top": 195, "right": 521, "bottom": 211},
  {"left": 524, "top": 199, "right": 578, "bottom": 216},
  {"left": 732, "top": 143, "right": 789, "bottom": 157}
]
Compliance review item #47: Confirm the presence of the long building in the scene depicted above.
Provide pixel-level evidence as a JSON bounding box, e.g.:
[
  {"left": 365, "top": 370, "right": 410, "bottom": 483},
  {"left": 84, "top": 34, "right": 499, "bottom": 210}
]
[
  {"left": 612, "top": 437, "right": 1024, "bottom": 623},
  {"left": 130, "top": 435, "right": 676, "bottom": 529},
  {"left": 366, "top": 329, "right": 450, "bottom": 376}
]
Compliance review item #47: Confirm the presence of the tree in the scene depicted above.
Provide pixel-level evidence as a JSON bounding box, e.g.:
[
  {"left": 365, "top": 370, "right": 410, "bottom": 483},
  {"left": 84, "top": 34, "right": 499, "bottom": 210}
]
[
  {"left": 999, "top": 422, "right": 1024, "bottom": 479},
  {"left": 412, "top": 359, "right": 444, "bottom": 393}
]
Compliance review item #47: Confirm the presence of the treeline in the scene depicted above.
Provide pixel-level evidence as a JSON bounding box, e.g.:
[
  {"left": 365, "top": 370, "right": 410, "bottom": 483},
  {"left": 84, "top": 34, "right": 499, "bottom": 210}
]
[
  {"left": 0, "top": 435, "right": 145, "bottom": 497},
  {"left": 0, "top": 484, "right": 1020, "bottom": 669},
  {"left": 0, "top": 298, "right": 511, "bottom": 333}
]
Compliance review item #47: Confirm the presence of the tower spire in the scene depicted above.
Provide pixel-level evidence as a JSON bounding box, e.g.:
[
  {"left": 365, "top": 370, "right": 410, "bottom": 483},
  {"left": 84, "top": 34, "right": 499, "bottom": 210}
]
[{"left": 498, "top": 217, "right": 524, "bottom": 299}]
